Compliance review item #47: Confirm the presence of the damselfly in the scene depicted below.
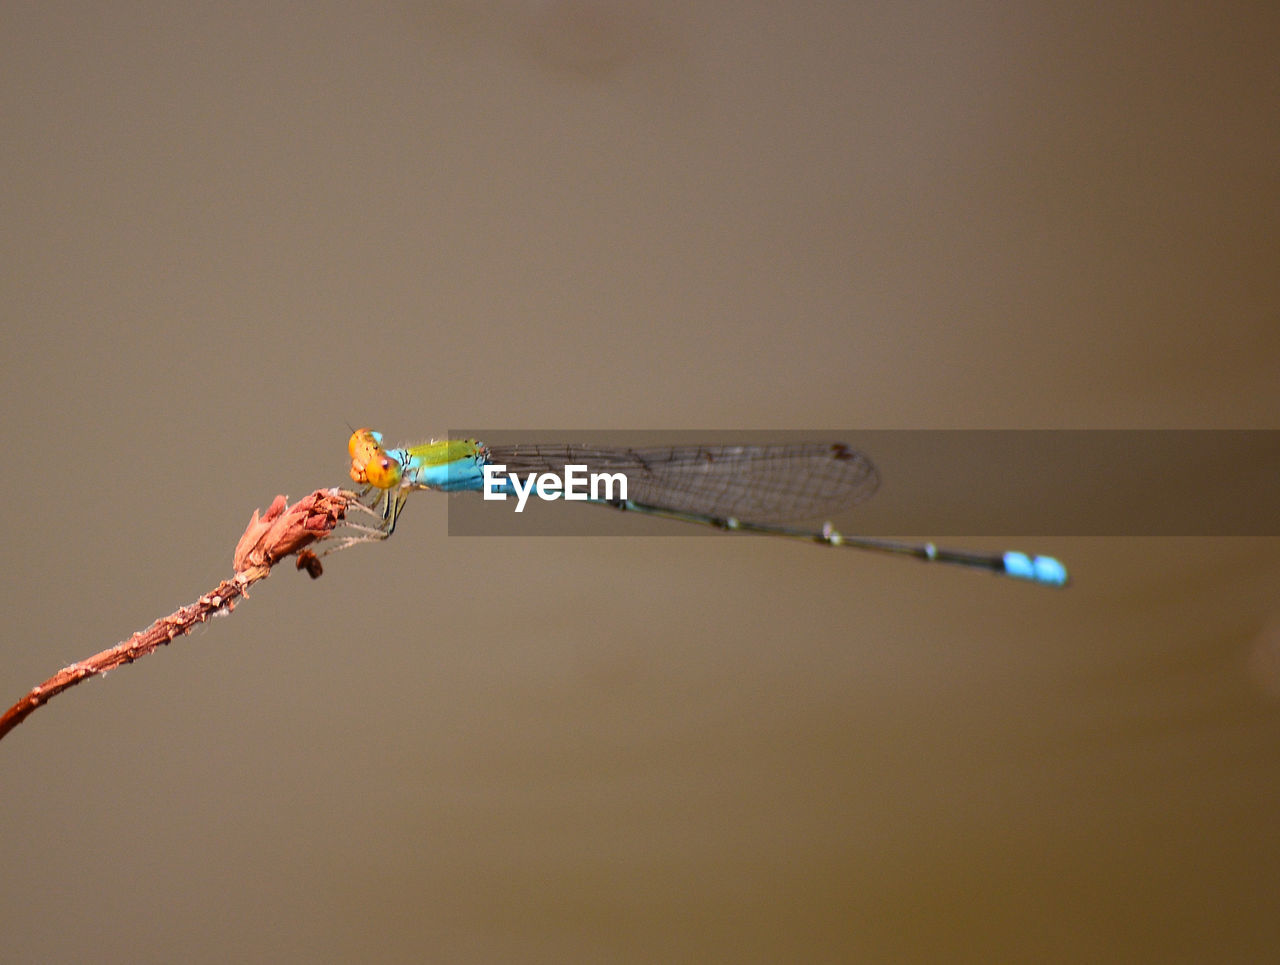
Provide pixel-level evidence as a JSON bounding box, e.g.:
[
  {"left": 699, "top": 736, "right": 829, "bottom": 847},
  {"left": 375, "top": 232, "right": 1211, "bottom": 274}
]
[{"left": 343, "top": 429, "right": 1068, "bottom": 586}]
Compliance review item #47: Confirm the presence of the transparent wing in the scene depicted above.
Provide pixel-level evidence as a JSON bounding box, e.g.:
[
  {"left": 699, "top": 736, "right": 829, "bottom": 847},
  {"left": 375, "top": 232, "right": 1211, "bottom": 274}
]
[{"left": 485, "top": 443, "right": 879, "bottom": 523}]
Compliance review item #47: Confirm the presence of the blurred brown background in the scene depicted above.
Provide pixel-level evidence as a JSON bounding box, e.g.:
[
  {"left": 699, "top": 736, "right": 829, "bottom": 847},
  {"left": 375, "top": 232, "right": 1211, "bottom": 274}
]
[{"left": 2, "top": 2, "right": 1278, "bottom": 961}]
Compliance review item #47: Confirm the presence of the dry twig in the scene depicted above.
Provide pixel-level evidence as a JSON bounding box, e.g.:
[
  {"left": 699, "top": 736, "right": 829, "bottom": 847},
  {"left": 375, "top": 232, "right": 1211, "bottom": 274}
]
[{"left": 0, "top": 488, "right": 359, "bottom": 742}]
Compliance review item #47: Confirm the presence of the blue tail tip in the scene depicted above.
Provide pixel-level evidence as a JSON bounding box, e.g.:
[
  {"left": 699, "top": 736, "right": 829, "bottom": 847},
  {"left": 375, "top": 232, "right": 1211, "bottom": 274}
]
[{"left": 1002, "top": 552, "right": 1070, "bottom": 587}]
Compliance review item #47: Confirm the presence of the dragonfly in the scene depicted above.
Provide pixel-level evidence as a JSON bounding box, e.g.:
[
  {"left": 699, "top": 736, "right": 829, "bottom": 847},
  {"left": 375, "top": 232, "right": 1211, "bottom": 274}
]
[{"left": 343, "top": 429, "right": 1069, "bottom": 586}]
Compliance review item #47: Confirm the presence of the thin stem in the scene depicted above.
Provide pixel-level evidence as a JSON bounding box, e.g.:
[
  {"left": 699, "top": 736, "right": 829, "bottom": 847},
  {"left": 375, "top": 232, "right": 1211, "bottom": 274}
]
[{"left": 0, "top": 488, "right": 360, "bottom": 743}]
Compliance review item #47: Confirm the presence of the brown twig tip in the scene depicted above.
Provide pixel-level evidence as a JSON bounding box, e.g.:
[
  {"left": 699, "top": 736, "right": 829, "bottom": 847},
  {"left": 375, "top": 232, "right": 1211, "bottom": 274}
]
[{"left": 233, "top": 488, "right": 356, "bottom": 579}]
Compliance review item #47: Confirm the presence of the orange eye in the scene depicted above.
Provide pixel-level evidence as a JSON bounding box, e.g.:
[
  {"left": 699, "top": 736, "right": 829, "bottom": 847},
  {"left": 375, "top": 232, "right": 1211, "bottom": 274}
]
[
  {"left": 348, "top": 428, "right": 382, "bottom": 460},
  {"left": 363, "top": 453, "right": 403, "bottom": 490}
]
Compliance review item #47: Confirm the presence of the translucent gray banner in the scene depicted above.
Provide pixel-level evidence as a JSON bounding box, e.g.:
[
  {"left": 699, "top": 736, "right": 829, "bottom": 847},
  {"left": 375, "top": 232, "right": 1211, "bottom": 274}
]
[{"left": 438, "top": 430, "right": 1279, "bottom": 537}]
